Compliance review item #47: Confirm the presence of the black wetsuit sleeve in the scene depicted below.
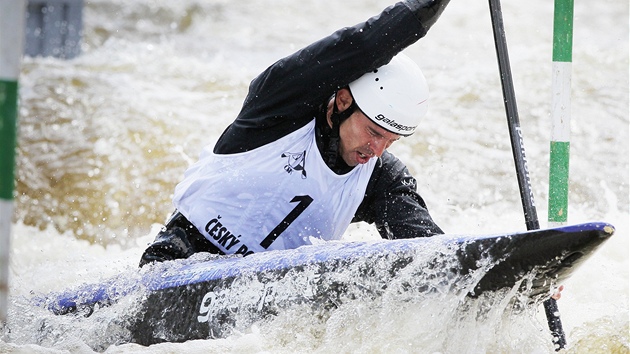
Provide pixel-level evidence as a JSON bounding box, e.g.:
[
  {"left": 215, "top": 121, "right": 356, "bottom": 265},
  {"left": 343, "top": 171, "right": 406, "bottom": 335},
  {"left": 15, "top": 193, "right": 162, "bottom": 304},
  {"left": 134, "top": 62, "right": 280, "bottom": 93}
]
[
  {"left": 403, "top": 0, "right": 452, "bottom": 32},
  {"left": 214, "top": 2, "right": 429, "bottom": 154},
  {"left": 353, "top": 151, "right": 444, "bottom": 239}
]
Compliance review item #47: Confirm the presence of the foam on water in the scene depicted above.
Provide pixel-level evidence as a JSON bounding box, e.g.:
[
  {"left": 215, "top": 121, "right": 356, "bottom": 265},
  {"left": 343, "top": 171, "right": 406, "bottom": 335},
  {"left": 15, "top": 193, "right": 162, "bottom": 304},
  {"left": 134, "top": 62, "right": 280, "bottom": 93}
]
[{"left": 2, "top": 0, "right": 627, "bottom": 352}]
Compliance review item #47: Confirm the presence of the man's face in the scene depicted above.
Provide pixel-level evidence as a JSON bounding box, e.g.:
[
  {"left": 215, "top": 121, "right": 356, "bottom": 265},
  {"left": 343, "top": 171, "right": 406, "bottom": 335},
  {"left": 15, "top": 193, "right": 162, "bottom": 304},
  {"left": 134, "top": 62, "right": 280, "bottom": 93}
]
[{"left": 338, "top": 110, "right": 401, "bottom": 166}]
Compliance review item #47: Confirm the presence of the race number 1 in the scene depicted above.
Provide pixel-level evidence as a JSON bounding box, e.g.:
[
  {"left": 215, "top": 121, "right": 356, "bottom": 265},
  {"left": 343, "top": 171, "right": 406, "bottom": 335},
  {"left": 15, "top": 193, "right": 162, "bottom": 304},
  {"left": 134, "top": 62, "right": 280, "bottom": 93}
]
[{"left": 259, "top": 195, "right": 313, "bottom": 249}]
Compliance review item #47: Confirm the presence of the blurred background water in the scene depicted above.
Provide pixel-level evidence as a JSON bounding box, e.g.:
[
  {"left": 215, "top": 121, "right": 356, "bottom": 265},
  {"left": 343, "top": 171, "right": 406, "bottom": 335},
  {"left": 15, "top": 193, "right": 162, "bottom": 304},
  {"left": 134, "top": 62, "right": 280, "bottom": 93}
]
[{"left": 1, "top": 0, "right": 628, "bottom": 352}]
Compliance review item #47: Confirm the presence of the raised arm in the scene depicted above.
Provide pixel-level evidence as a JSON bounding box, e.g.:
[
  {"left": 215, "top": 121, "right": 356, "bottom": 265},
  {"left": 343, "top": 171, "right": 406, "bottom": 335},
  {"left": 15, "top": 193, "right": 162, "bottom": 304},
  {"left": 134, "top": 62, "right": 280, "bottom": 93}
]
[{"left": 215, "top": 0, "right": 451, "bottom": 154}]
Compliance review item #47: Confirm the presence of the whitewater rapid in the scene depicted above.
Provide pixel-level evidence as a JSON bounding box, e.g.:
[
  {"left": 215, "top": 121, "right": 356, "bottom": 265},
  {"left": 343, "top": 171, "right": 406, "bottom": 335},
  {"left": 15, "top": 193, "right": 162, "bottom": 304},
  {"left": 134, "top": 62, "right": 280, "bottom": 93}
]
[{"left": 2, "top": 0, "right": 628, "bottom": 352}]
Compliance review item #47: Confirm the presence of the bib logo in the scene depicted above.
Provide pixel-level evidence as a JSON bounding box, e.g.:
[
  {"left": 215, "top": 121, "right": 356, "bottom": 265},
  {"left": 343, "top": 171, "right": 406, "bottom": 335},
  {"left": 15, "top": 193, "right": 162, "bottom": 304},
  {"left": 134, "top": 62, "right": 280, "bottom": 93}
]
[{"left": 281, "top": 150, "right": 307, "bottom": 179}]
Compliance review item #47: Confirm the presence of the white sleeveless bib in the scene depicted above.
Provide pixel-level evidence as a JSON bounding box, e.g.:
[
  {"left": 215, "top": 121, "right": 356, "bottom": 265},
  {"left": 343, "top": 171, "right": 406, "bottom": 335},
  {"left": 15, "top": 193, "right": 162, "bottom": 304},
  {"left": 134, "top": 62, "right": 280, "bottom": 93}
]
[{"left": 173, "top": 120, "right": 377, "bottom": 255}]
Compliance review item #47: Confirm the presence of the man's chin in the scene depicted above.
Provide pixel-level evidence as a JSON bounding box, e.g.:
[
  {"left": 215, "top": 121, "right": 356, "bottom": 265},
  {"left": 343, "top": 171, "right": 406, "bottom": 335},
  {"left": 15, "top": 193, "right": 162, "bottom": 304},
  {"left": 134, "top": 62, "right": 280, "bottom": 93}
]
[{"left": 340, "top": 154, "right": 359, "bottom": 167}]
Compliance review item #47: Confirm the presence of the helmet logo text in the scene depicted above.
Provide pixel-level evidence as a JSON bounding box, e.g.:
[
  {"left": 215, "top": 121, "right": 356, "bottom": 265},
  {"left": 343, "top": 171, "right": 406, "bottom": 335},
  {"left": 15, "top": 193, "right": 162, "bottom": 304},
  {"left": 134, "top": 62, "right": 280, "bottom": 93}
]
[{"left": 373, "top": 114, "right": 415, "bottom": 133}]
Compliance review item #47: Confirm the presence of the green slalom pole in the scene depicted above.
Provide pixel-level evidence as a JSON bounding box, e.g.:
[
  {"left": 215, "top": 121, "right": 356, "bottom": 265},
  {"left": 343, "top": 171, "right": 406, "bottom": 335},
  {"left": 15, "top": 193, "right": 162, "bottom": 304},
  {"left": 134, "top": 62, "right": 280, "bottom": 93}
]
[
  {"left": 544, "top": 0, "right": 574, "bottom": 350},
  {"left": 0, "top": 0, "right": 26, "bottom": 325},
  {"left": 548, "top": 0, "right": 574, "bottom": 227}
]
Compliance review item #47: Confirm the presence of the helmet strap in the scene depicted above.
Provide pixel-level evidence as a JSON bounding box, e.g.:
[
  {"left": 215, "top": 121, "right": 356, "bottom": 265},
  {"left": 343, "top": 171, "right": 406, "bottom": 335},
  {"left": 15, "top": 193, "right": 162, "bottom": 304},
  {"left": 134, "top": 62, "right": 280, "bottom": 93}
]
[{"left": 325, "top": 94, "right": 356, "bottom": 166}]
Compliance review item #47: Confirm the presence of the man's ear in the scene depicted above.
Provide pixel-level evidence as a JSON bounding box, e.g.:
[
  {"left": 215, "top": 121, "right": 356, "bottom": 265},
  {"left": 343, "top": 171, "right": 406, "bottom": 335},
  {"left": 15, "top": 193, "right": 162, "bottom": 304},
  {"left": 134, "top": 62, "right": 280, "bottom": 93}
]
[{"left": 335, "top": 88, "right": 354, "bottom": 112}]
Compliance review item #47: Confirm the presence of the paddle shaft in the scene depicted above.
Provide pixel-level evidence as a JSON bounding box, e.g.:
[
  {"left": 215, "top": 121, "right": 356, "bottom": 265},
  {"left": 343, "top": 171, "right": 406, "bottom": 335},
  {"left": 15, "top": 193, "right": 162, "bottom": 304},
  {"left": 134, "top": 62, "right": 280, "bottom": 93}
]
[{"left": 487, "top": 0, "right": 567, "bottom": 350}]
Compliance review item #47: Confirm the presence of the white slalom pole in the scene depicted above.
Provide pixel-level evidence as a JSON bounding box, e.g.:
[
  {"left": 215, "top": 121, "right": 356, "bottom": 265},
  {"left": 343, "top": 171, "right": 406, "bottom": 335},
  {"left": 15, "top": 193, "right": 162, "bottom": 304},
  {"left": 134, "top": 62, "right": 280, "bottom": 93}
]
[{"left": 0, "top": 0, "right": 27, "bottom": 325}]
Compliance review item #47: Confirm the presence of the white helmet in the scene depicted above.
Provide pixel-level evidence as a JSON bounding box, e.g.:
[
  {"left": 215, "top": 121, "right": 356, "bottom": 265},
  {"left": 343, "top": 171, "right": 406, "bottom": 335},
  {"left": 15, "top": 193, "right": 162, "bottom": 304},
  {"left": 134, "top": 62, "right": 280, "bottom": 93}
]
[{"left": 348, "top": 54, "right": 429, "bottom": 136}]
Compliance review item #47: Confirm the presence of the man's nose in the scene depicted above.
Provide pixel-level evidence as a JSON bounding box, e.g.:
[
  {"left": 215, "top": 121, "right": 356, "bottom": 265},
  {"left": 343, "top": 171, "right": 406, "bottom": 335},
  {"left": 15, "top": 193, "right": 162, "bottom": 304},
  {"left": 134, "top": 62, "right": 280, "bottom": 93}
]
[{"left": 369, "top": 138, "right": 388, "bottom": 157}]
